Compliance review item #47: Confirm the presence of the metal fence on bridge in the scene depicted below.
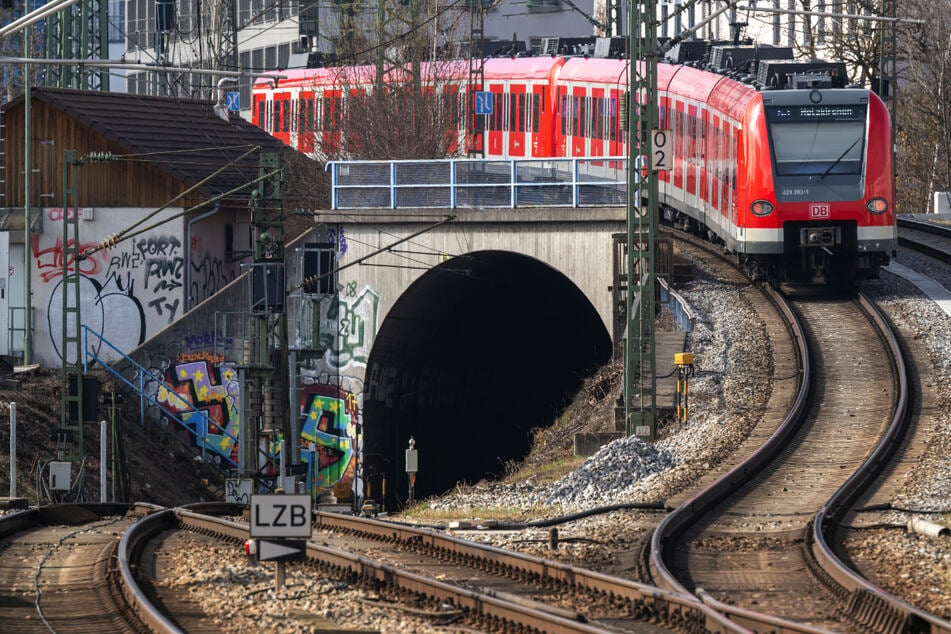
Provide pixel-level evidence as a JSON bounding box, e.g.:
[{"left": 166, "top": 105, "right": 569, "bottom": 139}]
[{"left": 325, "top": 157, "right": 629, "bottom": 210}]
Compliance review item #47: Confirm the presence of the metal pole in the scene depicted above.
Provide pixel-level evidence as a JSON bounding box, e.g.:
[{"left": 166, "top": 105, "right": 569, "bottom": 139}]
[
  {"left": 100, "top": 420, "right": 106, "bottom": 502},
  {"left": 23, "top": 20, "right": 32, "bottom": 365},
  {"left": 9, "top": 402, "right": 15, "bottom": 497},
  {"left": 238, "top": 367, "right": 247, "bottom": 476},
  {"left": 275, "top": 561, "right": 285, "bottom": 590}
]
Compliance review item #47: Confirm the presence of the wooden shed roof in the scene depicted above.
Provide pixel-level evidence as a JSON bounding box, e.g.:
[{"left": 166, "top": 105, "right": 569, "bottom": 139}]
[{"left": 2, "top": 87, "right": 297, "bottom": 201}]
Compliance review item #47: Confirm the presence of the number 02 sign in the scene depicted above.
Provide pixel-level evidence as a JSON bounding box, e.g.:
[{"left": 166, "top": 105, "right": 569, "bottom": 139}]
[{"left": 652, "top": 130, "right": 671, "bottom": 172}]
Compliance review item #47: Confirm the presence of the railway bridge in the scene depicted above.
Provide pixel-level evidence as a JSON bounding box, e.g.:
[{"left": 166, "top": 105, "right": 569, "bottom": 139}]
[{"left": 316, "top": 158, "right": 665, "bottom": 505}]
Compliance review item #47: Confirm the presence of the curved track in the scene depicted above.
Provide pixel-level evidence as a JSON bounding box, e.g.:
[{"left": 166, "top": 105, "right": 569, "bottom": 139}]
[
  {"left": 0, "top": 504, "right": 147, "bottom": 634},
  {"left": 649, "top": 229, "right": 951, "bottom": 633}
]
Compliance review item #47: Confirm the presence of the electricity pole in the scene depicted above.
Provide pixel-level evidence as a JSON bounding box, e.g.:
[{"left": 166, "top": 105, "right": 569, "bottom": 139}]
[{"left": 625, "top": 0, "right": 659, "bottom": 442}]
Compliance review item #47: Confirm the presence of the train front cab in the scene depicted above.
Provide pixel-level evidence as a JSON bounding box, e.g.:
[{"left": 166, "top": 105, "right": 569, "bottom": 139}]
[{"left": 745, "top": 89, "right": 895, "bottom": 284}]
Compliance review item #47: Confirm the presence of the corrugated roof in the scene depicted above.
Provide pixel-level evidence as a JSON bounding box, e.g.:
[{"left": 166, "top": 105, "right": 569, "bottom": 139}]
[{"left": 3, "top": 87, "right": 297, "bottom": 200}]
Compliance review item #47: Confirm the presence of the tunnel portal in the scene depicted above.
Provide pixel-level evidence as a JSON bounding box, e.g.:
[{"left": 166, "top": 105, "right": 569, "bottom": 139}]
[{"left": 362, "top": 250, "right": 612, "bottom": 511}]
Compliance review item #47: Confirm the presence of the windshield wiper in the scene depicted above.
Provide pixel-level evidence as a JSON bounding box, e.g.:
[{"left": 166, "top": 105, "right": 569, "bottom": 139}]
[{"left": 817, "top": 135, "right": 863, "bottom": 182}]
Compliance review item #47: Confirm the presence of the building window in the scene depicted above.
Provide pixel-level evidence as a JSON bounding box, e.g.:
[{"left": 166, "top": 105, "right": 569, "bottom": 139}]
[{"left": 108, "top": 0, "right": 125, "bottom": 43}]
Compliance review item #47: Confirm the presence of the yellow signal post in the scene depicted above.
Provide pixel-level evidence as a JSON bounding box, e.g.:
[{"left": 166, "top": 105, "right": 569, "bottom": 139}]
[{"left": 674, "top": 352, "right": 695, "bottom": 423}]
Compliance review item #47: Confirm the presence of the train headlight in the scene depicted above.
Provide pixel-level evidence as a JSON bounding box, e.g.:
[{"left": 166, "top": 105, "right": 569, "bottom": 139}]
[
  {"left": 866, "top": 198, "right": 889, "bottom": 215},
  {"left": 750, "top": 200, "right": 775, "bottom": 217}
]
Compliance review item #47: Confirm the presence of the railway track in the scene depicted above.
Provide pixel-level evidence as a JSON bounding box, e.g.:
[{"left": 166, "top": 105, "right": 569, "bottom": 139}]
[
  {"left": 651, "top": 229, "right": 951, "bottom": 633},
  {"left": 0, "top": 503, "right": 149, "bottom": 633},
  {"left": 897, "top": 216, "right": 951, "bottom": 263}
]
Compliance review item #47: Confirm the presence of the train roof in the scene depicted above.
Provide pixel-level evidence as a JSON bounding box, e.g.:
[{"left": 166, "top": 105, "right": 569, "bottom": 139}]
[
  {"left": 559, "top": 57, "right": 628, "bottom": 84},
  {"left": 256, "top": 60, "right": 472, "bottom": 89},
  {"left": 482, "top": 56, "right": 566, "bottom": 80}
]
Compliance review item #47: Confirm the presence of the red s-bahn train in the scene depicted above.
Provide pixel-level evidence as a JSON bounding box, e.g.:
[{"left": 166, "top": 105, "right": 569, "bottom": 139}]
[{"left": 251, "top": 47, "right": 896, "bottom": 284}]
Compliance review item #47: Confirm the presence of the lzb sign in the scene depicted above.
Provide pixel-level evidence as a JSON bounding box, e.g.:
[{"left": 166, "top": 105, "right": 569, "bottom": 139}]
[{"left": 250, "top": 494, "right": 312, "bottom": 538}]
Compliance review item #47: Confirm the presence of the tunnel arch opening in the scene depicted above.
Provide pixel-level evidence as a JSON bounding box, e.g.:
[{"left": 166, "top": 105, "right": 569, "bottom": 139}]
[{"left": 362, "top": 249, "right": 612, "bottom": 511}]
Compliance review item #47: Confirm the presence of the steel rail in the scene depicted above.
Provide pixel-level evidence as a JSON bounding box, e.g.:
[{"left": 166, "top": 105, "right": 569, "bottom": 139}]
[{"left": 806, "top": 292, "right": 951, "bottom": 634}]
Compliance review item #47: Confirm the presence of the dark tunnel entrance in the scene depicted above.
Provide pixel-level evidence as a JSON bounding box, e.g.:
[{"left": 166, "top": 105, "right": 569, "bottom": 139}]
[{"left": 362, "top": 250, "right": 612, "bottom": 512}]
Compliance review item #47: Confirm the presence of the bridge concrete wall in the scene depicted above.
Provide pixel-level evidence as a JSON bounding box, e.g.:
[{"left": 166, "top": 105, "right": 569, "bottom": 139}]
[{"left": 328, "top": 207, "right": 627, "bottom": 336}]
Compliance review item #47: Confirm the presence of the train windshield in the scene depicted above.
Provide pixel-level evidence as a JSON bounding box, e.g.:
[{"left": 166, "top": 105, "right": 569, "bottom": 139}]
[{"left": 765, "top": 104, "right": 867, "bottom": 177}]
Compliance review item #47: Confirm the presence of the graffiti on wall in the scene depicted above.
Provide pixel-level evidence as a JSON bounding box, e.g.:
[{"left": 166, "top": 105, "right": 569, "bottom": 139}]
[
  {"left": 295, "top": 283, "right": 379, "bottom": 495},
  {"left": 35, "top": 215, "right": 189, "bottom": 363},
  {"left": 315, "top": 284, "right": 380, "bottom": 371},
  {"left": 299, "top": 383, "right": 359, "bottom": 490},
  {"left": 158, "top": 359, "right": 240, "bottom": 463},
  {"left": 46, "top": 272, "right": 146, "bottom": 363}
]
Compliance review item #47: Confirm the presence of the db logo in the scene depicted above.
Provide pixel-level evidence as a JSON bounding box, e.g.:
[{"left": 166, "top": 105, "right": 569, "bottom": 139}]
[{"left": 810, "top": 203, "right": 831, "bottom": 219}]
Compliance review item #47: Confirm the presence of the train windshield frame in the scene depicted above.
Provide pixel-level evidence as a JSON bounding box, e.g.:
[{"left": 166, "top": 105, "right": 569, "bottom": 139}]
[{"left": 765, "top": 104, "right": 867, "bottom": 177}]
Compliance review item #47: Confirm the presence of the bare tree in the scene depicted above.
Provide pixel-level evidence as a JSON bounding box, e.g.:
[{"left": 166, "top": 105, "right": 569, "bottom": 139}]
[
  {"left": 327, "top": 60, "right": 467, "bottom": 161},
  {"left": 894, "top": 0, "right": 951, "bottom": 213}
]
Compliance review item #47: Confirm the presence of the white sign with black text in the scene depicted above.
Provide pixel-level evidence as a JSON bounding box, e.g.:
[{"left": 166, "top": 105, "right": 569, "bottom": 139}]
[{"left": 250, "top": 494, "right": 313, "bottom": 538}]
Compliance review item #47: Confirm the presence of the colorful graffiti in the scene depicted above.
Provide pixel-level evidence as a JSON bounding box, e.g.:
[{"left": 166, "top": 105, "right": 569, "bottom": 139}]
[
  {"left": 158, "top": 359, "right": 241, "bottom": 463},
  {"left": 299, "top": 383, "right": 359, "bottom": 491}
]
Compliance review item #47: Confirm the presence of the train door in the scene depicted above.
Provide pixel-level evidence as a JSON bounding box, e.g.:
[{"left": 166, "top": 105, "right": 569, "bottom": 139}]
[
  {"left": 730, "top": 128, "right": 739, "bottom": 229},
  {"left": 298, "top": 90, "right": 316, "bottom": 156},
  {"left": 607, "top": 90, "right": 620, "bottom": 158},
  {"left": 699, "top": 108, "right": 709, "bottom": 208},
  {"left": 710, "top": 115, "right": 720, "bottom": 216},
  {"left": 684, "top": 104, "right": 699, "bottom": 211},
  {"left": 444, "top": 85, "right": 462, "bottom": 154},
  {"left": 530, "top": 84, "right": 546, "bottom": 156},
  {"left": 571, "top": 86, "right": 587, "bottom": 156},
  {"left": 589, "top": 88, "right": 605, "bottom": 157},
  {"left": 322, "top": 89, "right": 342, "bottom": 156},
  {"left": 555, "top": 86, "right": 569, "bottom": 156},
  {"left": 252, "top": 91, "right": 268, "bottom": 131},
  {"left": 508, "top": 83, "right": 527, "bottom": 157},
  {"left": 486, "top": 83, "right": 504, "bottom": 156},
  {"left": 673, "top": 102, "right": 684, "bottom": 192}
]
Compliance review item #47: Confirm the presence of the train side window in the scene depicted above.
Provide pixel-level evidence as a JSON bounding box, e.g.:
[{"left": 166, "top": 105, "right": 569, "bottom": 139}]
[
  {"left": 258, "top": 101, "right": 266, "bottom": 131},
  {"left": 274, "top": 99, "right": 282, "bottom": 133},
  {"left": 598, "top": 97, "right": 607, "bottom": 139},
  {"left": 580, "top": 96, "right": 587, "bottom": 139},
  {"left": 518, "top": 93, "right": 526, "bottom": 133},
  {"left": 609, "top": 97, "right": 617, "bottom": 142},
  {"left": 532, "top": 93, "right": 540, "bottom": 133},
  {"left": 558, "top": 93, "right": 568, "bottom": 136},
  {"left": 493, "top": 92, "right": 505, "bottom": 132},
  {"left": 282, "top": 100, "right": 290, "bottom": 133}
]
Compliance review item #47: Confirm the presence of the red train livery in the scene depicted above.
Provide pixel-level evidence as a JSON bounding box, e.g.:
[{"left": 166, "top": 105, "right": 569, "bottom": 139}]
[{"left": 252, "top": 53, "right": 896, "bottom": 284}]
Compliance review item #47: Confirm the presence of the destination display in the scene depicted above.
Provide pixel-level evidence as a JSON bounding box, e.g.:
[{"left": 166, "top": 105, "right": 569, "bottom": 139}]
[{"left": 766, "top": 104, "right": 866, "bottom": 122}]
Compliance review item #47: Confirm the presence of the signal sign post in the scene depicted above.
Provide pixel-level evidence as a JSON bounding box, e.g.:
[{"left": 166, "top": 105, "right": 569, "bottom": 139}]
[{"left": 250, "top": 494, "right": 312, "bottom": 590}]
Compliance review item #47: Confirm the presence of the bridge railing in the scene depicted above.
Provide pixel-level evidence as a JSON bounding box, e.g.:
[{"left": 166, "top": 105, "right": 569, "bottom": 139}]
[{"left": 325, "top": 157, "right": 628, "bottom": 209}]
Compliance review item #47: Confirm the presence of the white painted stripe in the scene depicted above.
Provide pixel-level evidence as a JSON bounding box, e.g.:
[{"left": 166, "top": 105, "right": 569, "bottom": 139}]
[
  {"left": 883, "top": 262, "right": 951, "bottom": 318},
  {"left": 858, "top": 225, "right": 898, "bottom": 240},
  {"left": 743, "top": 228, "right": 783, "bottom": 242}
]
